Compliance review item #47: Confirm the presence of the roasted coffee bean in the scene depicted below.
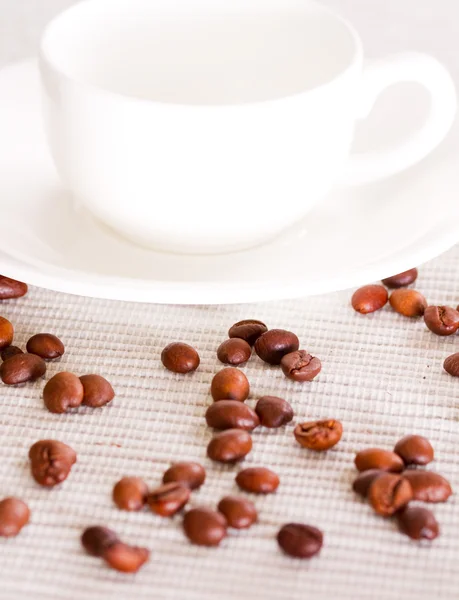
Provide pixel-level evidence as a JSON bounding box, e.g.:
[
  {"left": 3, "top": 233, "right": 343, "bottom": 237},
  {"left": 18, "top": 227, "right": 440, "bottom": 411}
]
[
  {"left": 254, "top": 329, "right": 300, "bottom": 365},
  {"left": 402, "top": 470, "right": 452, "bottom": 503},
  {"left": 235, "top": 467, "right": 279, "bottom": 494},
  {"left": 81, "top": 526, "right": 119, "bottom": 556},
  {"left": 205, "top": 400, "right": 259, "bottom": 431},
  {"left": 0, "top": 497, "right": 30, "bottom": 537},
  {"left": 443, "top": 353, "right": 459, "bottom": 377},
  {"left": 228, "top": 319, "right": 268, "bottom": 346},
  {"left": 382, "top": 269, "right": 418, "bottom": 289},
  {"left": 0, "top": 353, "right": 46, "bottom": 385},
  {"left": 394, "top": 435, "right": 434, "bottom": 466},
  {"left": 396, "top": 506, "right": 439, "bottom": 541},
  {"left": 217, "top": 338, "right": 252, "bottom": 365},
  {"left": 103, "top": 541, "right": 150, "bottom": 573},
  {"left": 351, "top": 285, "right": 388, "bottom": 314},
  {"left": 354, "top": 448, "right": 404, "bottom": 473},
  {"left": 255, "top": 396, "right": 293, "bottom": 428},
  {"left": 80, "top": 374, "right": 115, "bottom": 408},
  {"left": 113, "top": 477, "right": 148, "bottom": 511},
  {"left": 147, "top": 482, "right": 190, "bottom": 517},
  {"left": 217, "top": 496, "right": 257, "bottom": 529},
  {"left": 43, "top": 372, "right": 84, "bottom": 413},
  {"left": 29, "top": 439, "right": 77, "bottom": 487},
  {"left": 277, "top": 523, "right": 323, "bottom": 559},
  {"left": 162, "top": 462, "right": 206, "bottom": 490},
  {"left": 389, "top": 289, "right": 427, "bottom": 317},
  {"left": 352, "top": 469, "right": 384, "bottom": 497},
  {"left": 26, "top": 333, "right": 65, "bottom": 360},
  {"left": 211, "top": 368, "right": 250, "bottom": 402},
  {"left": 207, "top": 429, "right": 252, "bottom": 463},
  {"left": 281, "top": 350, "right": 322, "bottom": 382},
  {"left": 294, "top": 419, "right": 342, "bottom": 451},
  {"left": 183, "top": 507, "right": 227, "bottom": 546},
  {"left": 161, "top": 342, "right": 200, "bottom": 374},
  {"left": 0, "top": 316, "right": 14, "bottom": 349},
  {"left": 0, "top": 275, "right": 28, "bottom": 299},
  {"left": 368, "top": 473, "right": 413, "bottom": 517},
  {"left": 0, "top": 345, "right": 23, "bottom": 361},
  {"left": 424, "top": 306, "right": 459, "bottom": 336}
]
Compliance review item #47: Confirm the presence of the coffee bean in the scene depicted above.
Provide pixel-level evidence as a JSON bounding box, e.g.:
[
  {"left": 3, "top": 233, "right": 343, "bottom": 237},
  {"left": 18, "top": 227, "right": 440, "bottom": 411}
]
[
  {"left": 389, "top": 289, "right": 427, "bottom": 317},
  {"left": 0, "top": 353, "right": 46, "bottom": 385},
  {"left": 368, "top": 472, "right": 413, "bottom": 517},
  {"left": 402, "top": 470, "right": 452, "bottom": 503},
  {"left": 235, "top": 467, "right": 279, "bottom": 494},
  {"left": 394, "top": 435, "right": 434, "bottom": 466},
  {"left": 351, "top": 285, "right": 388, "bottom": 314},
  {"left": 443, "top": 352, "right": 459, "bottom": 377},
  {"left": 0, "top": 345, "right": 23, "bottom": 361},
  {"left": 255, "top": 396, "right": 294, "bottom": 428},
  {"left": 43, "top": 372, "right": 84, "bottom": 413},
  {"left": 354, "top": 448, "right": 404, "bottom": 473},
  {"left": 162, "top": 462, "right": 206, "bottom": 490},
  {"left": 424, "top": 306, "right": 459, "bottom": 336},
  {"left": 0, "top": 316, "right": 14, "bottom": 349},
  {"left": 113, "top": 477, "right": 148, "bottom": 511},
  {"left": 254, "top": 329, "right": 299, "bottom": 365},
  {"left": 80, "top": 374, "right": 115, "bottom": 408},
  {"left": 103, "top": 541, "right": 150, "bottom": 573},
  {"left": 281, "top": 350, "right": 322, "bottom": 382},
  {"left": 81, "top": 526, "right": 119, "bottom": 556},
  {"left": 207, "top": 429, "right": 252, "bottom": 463},
  {"left": 0, "top": 275, "right": 28, "bottom": 299},
  {"left": 396, "top": 506, "right": 439, "bottom": 541},
  {"left": 294, "top": 419, "right": 342, "bottom": 451},
  {"left": 0, "top": 497, "right": 30, "bottom": 537},
  {"left": 161, "top": 342, "right": 200, "bottom": 374},
  {"left": 352, "top": 469, "right": 384, "bottom": 497},
  {"left": 205, "top": 400, "right": 259, "bottom": 431},
  {"left": 217, "top": 496, "right": 257, "bottom": 529},
  {"left": 26, "top": 333, "right": 65, "bottom": 360},
  {"left": 228, "top": 319, "right": 268, "bottom": 346},
  {"left": 29, "top": 439, "right": 77, "bottom": 487},
  {"left": 382, "top": 269, "right": 418, "bottom": 289},
  {"left": 277, "top": 523, "right": 323, "bottom": 559},
  {"left": 217, "top": 338, "right": 252, "bottom": 365},
  {"left": 147, "top": 482, "right": 190, "bottom": 517},
  {"left": 210, "top": 368, "right": 250, "bottom": 402},
  {"left": 183, "top": 507, "right": 227, "bottom": 546}
]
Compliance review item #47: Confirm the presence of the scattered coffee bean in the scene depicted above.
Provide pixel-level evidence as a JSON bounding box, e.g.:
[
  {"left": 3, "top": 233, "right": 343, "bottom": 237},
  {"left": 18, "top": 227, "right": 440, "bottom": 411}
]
[
  {"left": 0, "top": 353, "right": 46, "bottom": 385},
  {"left": 161, "top": 342, "right": 200, "bottom": 374},
  {"left": 0, "top": 345, "right": 23, "bottom": 361},
  {"left": 354, "top": 448, "right": 404, "bottom": 473},
  {"left": 228, "top": 319, "right": 268, "bottom": 346},
  {"left": 352, "top": 469, "right": 384, "bottom": 497},
  {"left": 389, "top": 289, "right": 427, "bottom": 317},
  {"left": 26, "top": 333, "right": 65, "bottom": 360},
  {"left": 402, "top": 470, "right": 452, "bottom": 503},
  {"left": 254, "top": 329, "right": 300, "bottom": 365},
  {"left": 0, "top": 497, "right": 30, "bottom": 537},
  {"left": 394, "top": 435, "right": 434, "bottom": 466},
  {"left": 294, "top": 419, "right": 343, "bottom": 451},
  {"left": 0, "top": 316, "right": 14, "bottom": 349},
  {"left": 277, "top": 523, "right": 323, "bottom": 559},
  {"left": 205, "top": 400, "right": 259, "bottom": 431},
  {"left": 255, "top": 395, "right": 294, "bottom": 428},
  {"left": 81, "top": 526, "right": 119, "bottom": 556},
  {"left": 113, "top": 477, "right": 148, "bottom": 511},
  {"left": 0, "top": 275, "right": 28, "bottom": 299},
  {"left": 147, "top": 482, "right": 190, "bottom": 517},
  {"left": 281, "top": 350, "right": 322, "bottom": 382},
  {"left": 183, "top": 507, "right": 227, "bottom": 546},
  {"left": 210, "top": 368, "right": 250, "bottom": 402},
  {"left": 368, "top": 472, "right": 413, "bottom": 517},
  {"left": 217, "top": 496, "right": 257, "bottom": 529},
  {"left": 80, "top": 374, "right": 115, "bottom": 408},
  {"left": 424, "top": 306, "right": 459, "bottom": 336},
  {"left": 103, "top": 541, "right": 150, "bottom": 573},
  {"left": 235, "top": 467, "right": 279, "bottom": 494},
  {"left": 217, "top": 338, "right": 252, "bottom": 366},
  {"left": 162, "top": 462, "right": 206, "bottom": 490},
  {"left": 351, "top": 285, "right": 388, "bottom": 314},
  {"left": 443, "top": 352, "right": 459, "bottom": 377},
  {"left": 43, "top": 372, "right": 84, "bottom": 413},
  {"left": 382, "top": 269, "right": 418, "bottom": 289},
  {"left": 29, "top": 439, "right": 77, "bottom": 487},
  {"left": 396, "top": 506, "right": 439, "bottom": 541},
  {"left": 207, "top": 429, "right": 252, "bottom": 463}
]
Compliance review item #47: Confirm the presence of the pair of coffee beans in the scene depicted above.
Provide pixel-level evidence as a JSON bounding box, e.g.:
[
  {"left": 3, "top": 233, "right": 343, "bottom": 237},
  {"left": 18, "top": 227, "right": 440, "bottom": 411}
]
[
  {"left": 43, "top": 372, "right": 114, "bottom": 413},
  {"left": 82, "top": 526, "right": 149, "bottom": 573}
]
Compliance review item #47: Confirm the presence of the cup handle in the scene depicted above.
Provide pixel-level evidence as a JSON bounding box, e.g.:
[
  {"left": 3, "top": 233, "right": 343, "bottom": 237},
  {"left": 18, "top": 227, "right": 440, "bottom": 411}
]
[{"left": 339, "top": 52, "right": 457, "bottom": 186}]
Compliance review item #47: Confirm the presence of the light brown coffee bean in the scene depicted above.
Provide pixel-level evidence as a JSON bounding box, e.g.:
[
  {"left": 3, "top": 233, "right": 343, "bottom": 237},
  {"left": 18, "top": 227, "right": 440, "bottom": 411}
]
[
  {"left": 351, "top": 285, "right": 388, "bottom": 314},
  {"left": 382, "top": 269, "right": 418, "bottom": 289},
  {"left": 211, "top": 368, "right": 250, "bottom": 402},
  {"left": 368, "top": 472, "right": 413, "bottom": 517},
  {"left": 26, "top": 333, "right": 65, "bottom": 360},
  {"left": 294, "top": 419, "right": 342, "bottom": 451},
  {"left": 207, "top": 429, "right": 252, "bottom": 463},
  {"left": 254, "top": 329, "right": 299, "bottom": 365},
  {"left": 255, "top": 396, "right": 294, "bottom": 428},
  {"left": 205, "top": 400, "right": 259, "bottom": 431},
  {"left": 443, "top": 352, "right": 459, "bottom": 377},
  {"left": 0, "top": 316, "right": 14, "bottom": 349},
  {"left": 0, "top": 353, "right": 46, "bottom": 385},
  {"left": 228, "top": 319, "right": 268, "bottom": 346},
  {"left": 235, "top": 467, "right": 279, "bottom": 494},
  {"left": 217, "top": 338, "right": 252, "bottom": 365},
  {"left": 183, "top": 507, "right": 227, "bottom": 546},
  {"left": 103, "top": 542, "right": 150, "bottom": 573},
  {"left": 0, "top": 497, "right": 30, "bottom": 537},
  {"left": 281, "top": 350, "right": 322, "bottom": 382},
  {"left": 394, "top": 434, "right": 434, "bottom": 466},
  {"left": 0, "top": 275, "right": 28, "bottom": 299},
  {"left": 277, "top": 523, "right": 323, "bottom": 559},
  {"left": 352, "top": 469, "right": 384, "bottom": 497},
  {"left": 389, "top": 289, "right": 427, "bottom": 317},
  {"left": 162, "top": 462, "right": 206, "bottom": 490},
  {"left": 402, "top": 470, "right": 452, "bottom": 503},
  {"left": 161, "top": 342, "right": 200, "bottom": 374},
  {"left": 29, "top": 439, "right": 77, "bottom": 487},
  {"left": 0, "top": 345, "right": 23, "bottom": 361},
  {"left": 424, "top": 306, "right": 459, "bottom": 336},
  {"left": 396, "top": 506, "right": 439, "bottom": 540},
  {"left": 79, "top": 374, "right": 115, "bottom": 408},
  {"left": 217, "top": 496, "right": 257, "bottom": 529},
  {"left": 354, "top": 448, "right": 404, "bottom": 473},
  {"left": 43, "top": 372, "right": 84, "bottom": 413},
  {"left": 147, "top": 482, "right": 190, "bottom": 517},
  {"left": 113, "top": 477, "right": 148, "bottom": 511}
]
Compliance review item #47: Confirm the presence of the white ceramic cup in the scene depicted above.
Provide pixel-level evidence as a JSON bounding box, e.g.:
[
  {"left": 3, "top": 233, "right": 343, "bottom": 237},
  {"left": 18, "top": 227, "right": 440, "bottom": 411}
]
[{"left": 40, "top": 0, "right": 457, "bottom": 254}]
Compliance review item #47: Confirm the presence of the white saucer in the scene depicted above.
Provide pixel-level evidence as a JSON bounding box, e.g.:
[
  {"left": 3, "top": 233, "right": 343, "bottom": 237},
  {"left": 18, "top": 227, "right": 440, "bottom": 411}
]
[{"left": 1, "top": 59, "right": 459, "bottom": 304}]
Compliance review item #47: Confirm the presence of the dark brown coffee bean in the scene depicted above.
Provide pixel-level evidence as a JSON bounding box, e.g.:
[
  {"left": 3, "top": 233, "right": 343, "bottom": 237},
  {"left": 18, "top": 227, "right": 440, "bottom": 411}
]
[
  {"left": 162, "top": 462, "right": 206, "bottom": 490},
  {"left": 43, "top": 372, "right": 84, "bottom": 413},
  {"left": 354, "top": 448, "right": 404, "bottom": 473},
  {"left": 26, "top": 333, "right": 65, "bottom": 360},
  {"left": 207, "top": 429, "right": 252, "bottom": 463},
  {"left": 396, "top": 506, "right": 439, "bottom": 540},
  {"left": 205, "top": 400, "right": 259, "bottom": 431},
  {"left": 424, "top": 306, "right": 459, "bottom": 336},
  {"left": 0, "top": 316, "right": 14, "bottom": 349},
  {"left": 294, "top": 419, "right": 342, "bottom": 451},
  {"left": 217, "top": 338, "right": 252, "bottom": 365},
  {"left": 0, "top": 497, "right": 30, "bottom": 537},
  {"left": 29, "top": 439, "right": 77, "bottom": 487},
  {"left": 382, "top": 269, "right": 418, "bottom": 289},
  {"left": 394, "top": 435, "right": 434, "bottom": 466},
  {"left": 277, "top": 523, "right": 323, "bottom": 559},
  {"left": 81, "top": 526, "right": 119, "bottom": 556},
  {"left": 443, "top": 352, "right": 459, "bottom": 377},
  {"left": 113, "top": 477, "right": 148, "bottom": 511},
  {"left": 254, "top": 329, "right": 300, "bottom": 365},
  {"left": 352, "top": 469, "right": 384, "bottom": 497},
  {"left": 79, "top": 374, "right": 115, "bottom": 408},
  {"left": 161, "top": 342, "right": 200, "bottom": 374},
  {"left": 281, "top": 350, "right": 322, "bottom": 382},
  {"left": 351, "top": 285, "right": 388, "bottom": 314},
  {"left": 217, "top": 496, "right": 257, "bottom": 529},
  {"left": 255, "top": 396, "right": 293, "bottom": 428},
  {"left": 103, "top": 541, "right": 150, "bottom": 573},
  {"left": 228, "top": 319, "right": 268, "bottom": 346},
  {"left": 402, "top": 470, "right": 452, "bottom": 503},
  {"left": 0, "top": 353, "right": 46, "bottom": 385},
  {"left": 389, "top": 289, "right": 427, "bottom": 317},
  {"left": 147, "top": 482, "right": 190, "bottom": 517},
  {"left": 183, "top": 507, "right": 227, "bottom": 546},
  {"left": 0, "top": 275, "right": 28, "bottom": 299},
  {"left": 368, "top": 473, "right": 413, "bottom": 517},
  {"left": 210, "top": 368, "right": 250, "bottom": 402},
  {"left": 0, "top": 345, "right": 23, "bottom": 361},
  {"left": 235, "top": 467, "right": 279, "bottom": 494}
]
